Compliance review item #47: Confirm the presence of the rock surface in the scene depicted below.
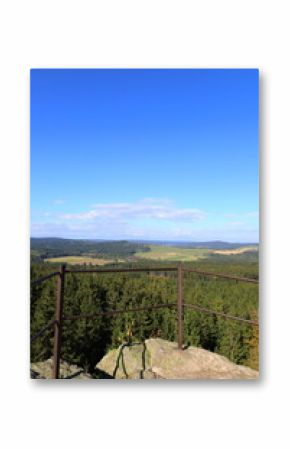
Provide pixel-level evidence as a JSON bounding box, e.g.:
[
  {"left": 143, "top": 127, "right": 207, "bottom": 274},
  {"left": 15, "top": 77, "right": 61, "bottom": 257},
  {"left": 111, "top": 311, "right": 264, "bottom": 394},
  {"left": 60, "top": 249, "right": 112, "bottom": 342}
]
[
  {"left": 96, "top": 338, "right": 259, "bottom": 380},
  {"left": 31, "top": 358, "right": 92, "bottom": 379}
]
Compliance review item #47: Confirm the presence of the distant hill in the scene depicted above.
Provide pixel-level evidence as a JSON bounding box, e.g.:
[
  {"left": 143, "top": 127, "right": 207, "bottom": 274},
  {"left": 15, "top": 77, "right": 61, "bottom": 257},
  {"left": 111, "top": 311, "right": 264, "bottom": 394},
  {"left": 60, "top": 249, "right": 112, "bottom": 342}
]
[
  {"left": 31, "top": 237, "right": 259, "bottom": 260},
  {"left": 128, "top": 240, "right": 258, "bottom": 249},
  {"left": 30, "top": 237, "right": 151, "bottom": 260}
]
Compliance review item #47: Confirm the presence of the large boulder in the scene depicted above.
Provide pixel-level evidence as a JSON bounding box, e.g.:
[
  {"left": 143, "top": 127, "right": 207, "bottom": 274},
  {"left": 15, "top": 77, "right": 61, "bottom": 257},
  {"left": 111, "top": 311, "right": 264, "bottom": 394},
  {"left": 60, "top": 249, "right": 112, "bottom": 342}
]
[{"left": 96, "top": 338, "right": 259, "bottom": 380}]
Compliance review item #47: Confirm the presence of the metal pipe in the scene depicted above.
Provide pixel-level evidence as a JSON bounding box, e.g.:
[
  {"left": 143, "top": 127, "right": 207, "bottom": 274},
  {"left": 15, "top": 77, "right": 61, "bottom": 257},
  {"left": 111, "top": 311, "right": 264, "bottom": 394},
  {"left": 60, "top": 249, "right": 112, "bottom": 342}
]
[
  {"left": 31, "top": 271, "right": 60, "bottom": 288},
  {"left": 184, "top": 303, "right": 259, "bottom": 326},
  {"left": 30, "top": 319, "right": 55, "bottom": 343},
  {"left": 66, "top": 267, "right": 177, "bottom": 274},
  {"left": 52, "top": 265, "right": 66, "bottom": 379},
  {"left": 182, "top": 268, "right": 259, "bottom": 284},
  {"left": 63, "top": 303, "right": 176, "bottom": 321},
  {"left": 177, "top": 262, "right": 184, "bottom": 349}
]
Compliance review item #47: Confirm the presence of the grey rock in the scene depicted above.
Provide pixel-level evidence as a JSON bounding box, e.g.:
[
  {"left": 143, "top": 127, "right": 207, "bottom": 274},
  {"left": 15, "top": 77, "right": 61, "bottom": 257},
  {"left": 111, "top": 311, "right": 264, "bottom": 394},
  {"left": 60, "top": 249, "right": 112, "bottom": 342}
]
[
  {"left": 30, "top": 358, "right": 92, "bottom": 379},
  {"left": 96, "top": 338, "right": 259, "bottom": 380}
]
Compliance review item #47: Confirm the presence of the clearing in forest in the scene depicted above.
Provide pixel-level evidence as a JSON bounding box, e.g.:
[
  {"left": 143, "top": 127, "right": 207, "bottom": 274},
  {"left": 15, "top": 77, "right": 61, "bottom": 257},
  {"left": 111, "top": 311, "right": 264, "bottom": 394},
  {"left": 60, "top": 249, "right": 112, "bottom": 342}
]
[
  {"left": 44, "top": 256, "right": 121, "bottom": 265},
  {"left": 135, "top": 245, "right": 210, "bottom": 262},
  {"left": 213, "top": 246, "right": 258, "bottom": 255}
]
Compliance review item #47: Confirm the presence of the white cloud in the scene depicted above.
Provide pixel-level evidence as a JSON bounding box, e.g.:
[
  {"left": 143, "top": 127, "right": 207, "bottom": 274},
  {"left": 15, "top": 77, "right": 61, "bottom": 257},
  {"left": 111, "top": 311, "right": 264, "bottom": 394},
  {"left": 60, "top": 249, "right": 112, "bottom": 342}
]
[
  {"left": 53, "top": 199, "right": 65, "bottom": 205},
  {"left": 245, "top": 211, "right": 259, "bottom": 218},
  {"left": 224, "top": 211, "right": 258, "bottom": 219},
  {"left": 62, "top": 198, "right": 206, "bottom": 222},
  {"left": 31, "top": 199, "right": 258, "bottom": 242},
  {"left": 30, "top": 220, "right": 258, "bottom": 242}
]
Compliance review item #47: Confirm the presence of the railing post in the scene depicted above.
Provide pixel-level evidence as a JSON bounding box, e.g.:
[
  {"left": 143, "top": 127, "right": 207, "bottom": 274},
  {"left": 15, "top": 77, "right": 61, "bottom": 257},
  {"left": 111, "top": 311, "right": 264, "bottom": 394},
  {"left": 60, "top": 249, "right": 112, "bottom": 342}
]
[
  {"left": 52, "top": 264, "right": 66, "bottom": 379},
  {"left": 177, "top": 262, "right": 184, "bottom": 349}
]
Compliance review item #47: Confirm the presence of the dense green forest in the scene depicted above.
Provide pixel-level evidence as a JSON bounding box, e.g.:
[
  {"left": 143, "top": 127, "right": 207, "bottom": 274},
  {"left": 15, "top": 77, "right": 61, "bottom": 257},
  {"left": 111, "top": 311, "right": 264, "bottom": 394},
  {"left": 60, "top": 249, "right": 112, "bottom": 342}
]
[
  {"left": 31, "top": 238, "right": 150, "bottom": 261},
  {"left": 31, "top": 256, "right": 259, "bottom": 373}
]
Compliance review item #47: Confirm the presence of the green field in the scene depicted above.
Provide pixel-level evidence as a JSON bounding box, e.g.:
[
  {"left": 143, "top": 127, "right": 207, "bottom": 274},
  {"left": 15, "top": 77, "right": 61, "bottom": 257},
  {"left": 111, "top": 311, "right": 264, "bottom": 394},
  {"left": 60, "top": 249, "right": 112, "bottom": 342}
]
[
  {"left": 45, "top": 256, "right": 122, "bottom": 265},
  {"left": 135, "top": 245, "right": 210, "bottom": 261}
]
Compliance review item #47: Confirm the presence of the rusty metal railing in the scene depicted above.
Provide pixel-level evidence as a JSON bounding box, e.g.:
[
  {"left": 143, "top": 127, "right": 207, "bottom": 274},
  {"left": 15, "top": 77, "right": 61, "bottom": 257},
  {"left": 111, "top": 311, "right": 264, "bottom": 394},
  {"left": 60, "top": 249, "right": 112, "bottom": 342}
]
[{"left": 30, "top": 263, "right": 259, "bottom": 379}]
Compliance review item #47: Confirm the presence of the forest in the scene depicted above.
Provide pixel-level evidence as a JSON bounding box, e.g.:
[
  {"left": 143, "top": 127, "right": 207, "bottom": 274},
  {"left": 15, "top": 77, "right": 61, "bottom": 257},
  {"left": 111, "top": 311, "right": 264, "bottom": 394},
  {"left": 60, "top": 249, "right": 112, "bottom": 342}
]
[
  {"left": 31, "top": 238, "right": 150, "bottom": 261},
  {"left": 31, "top": 254, "right": 259, "bottom": 374}
]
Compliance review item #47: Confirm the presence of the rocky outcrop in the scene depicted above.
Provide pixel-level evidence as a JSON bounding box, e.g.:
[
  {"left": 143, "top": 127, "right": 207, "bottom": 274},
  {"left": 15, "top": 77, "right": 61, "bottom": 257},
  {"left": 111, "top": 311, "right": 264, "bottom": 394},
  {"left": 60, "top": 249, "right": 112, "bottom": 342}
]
[
  {"left": 31, "top": 339, "right": 259, "bottom": 380},
  {"left": 31, "top": 358, "right": 92, "bottom": 379},
  {"left": 96, "top": 338, "right": 259, "bottom": 380}
]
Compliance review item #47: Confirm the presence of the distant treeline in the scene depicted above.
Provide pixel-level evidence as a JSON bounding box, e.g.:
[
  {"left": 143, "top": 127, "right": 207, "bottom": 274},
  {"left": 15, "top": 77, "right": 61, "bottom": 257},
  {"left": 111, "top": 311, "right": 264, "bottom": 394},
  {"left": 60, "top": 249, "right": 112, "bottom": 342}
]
[
  {"left": 133, "top": 240, "right": 259, "bottom": 249},
  {"left": 31, "top": 238, "right": 150, "bottom": 260},
  {"left": 31, "top": 259, "right": 259, "bottom": 372}
]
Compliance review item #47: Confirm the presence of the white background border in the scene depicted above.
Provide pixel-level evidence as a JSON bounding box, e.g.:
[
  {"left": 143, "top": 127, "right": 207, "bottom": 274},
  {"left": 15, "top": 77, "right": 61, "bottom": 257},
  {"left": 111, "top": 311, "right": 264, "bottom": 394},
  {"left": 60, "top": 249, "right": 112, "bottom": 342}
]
[{"left": 0, "top": 1, "right": 289, "bottom": 447}]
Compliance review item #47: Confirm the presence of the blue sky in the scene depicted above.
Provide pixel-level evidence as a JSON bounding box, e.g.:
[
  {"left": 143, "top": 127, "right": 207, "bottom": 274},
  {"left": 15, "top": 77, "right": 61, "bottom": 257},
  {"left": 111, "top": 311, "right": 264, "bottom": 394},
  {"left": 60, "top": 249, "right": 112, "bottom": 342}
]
[{"left": 31, "top": 69, "right": 259, "bottom": 242}]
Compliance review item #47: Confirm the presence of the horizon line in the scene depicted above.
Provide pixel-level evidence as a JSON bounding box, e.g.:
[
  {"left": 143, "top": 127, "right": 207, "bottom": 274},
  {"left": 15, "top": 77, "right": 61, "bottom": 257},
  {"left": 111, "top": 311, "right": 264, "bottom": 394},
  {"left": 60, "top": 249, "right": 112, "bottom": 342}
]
[{"left": 30, "top": 236, "right": 259, "bottom": 244}]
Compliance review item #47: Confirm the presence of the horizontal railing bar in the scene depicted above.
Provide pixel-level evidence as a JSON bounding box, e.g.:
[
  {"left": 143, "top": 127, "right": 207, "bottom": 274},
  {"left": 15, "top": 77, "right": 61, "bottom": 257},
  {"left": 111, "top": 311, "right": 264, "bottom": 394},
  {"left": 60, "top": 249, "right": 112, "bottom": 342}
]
[
  {"left": 182, "top": 268, "right": 259, "bottom": 284},
  {"left": 30, "top": 267, "right": 258, "bottom": 284},
  {"left": 63, "top": 303, "right": 176, "bottom": 321},
  {"left": 66, "top": 267, "right": 177, "bottom": 274},
  {"left": 30, "top": 319, "right": 56, "bottom": 343},
  {"left": 184, "top": 303, "right": 259, "bottom": 326},
  {"left": 31, "top": 271, "right": 60, "bottom": 287}
]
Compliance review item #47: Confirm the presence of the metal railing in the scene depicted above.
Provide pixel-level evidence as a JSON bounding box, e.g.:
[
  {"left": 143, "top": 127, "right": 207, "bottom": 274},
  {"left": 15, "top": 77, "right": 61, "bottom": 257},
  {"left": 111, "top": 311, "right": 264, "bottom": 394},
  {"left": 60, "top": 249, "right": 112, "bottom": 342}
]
[{"left": 30, "top": 263, "right": 259, "bottom": 379}]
